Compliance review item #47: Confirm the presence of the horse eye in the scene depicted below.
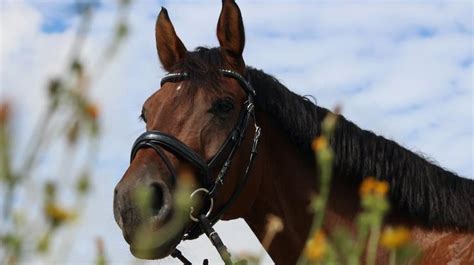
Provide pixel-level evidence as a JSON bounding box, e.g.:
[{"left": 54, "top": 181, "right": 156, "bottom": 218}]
[{"left": 211, "top": 98, "right": 234, "bottom": 115}]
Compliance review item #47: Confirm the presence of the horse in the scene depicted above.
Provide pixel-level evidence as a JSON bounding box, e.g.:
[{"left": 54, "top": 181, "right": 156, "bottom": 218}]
[{"left": 113, "top": 1, "right": 474, "bottom": 264}]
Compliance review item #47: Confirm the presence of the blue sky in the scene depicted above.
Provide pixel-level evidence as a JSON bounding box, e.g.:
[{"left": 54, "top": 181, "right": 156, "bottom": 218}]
[
  {"left": 31, "top": 1, "right": 77, "bottom": 32},
  {"left": 1, "top": 0, "right": 473, "bottom": 264}
]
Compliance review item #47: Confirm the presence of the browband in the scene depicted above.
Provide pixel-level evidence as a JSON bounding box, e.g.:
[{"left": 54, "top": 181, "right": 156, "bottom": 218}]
[{"left": 160, "top": 69, "right": 255, "bottom": 96}]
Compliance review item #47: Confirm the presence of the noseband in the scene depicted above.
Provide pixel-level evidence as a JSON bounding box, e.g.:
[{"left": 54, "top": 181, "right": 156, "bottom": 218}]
[{"left": 130, "top": 69, "right": 261, "bottom": 264}]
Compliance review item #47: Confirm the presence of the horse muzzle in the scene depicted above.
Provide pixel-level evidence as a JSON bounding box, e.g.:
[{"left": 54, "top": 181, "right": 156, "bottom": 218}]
[{"left": 113, "top": 176, "right": 174, "bottom": 248}]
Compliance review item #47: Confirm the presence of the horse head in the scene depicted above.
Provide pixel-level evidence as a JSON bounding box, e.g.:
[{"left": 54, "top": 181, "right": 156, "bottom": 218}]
[{"left": 113, "top": 0, "right": 261, "bottom": 259}]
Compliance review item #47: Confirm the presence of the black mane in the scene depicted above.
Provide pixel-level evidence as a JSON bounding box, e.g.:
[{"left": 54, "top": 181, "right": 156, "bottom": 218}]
[{"left": 179, "top": 47, "right": 474, "bottom": 232}]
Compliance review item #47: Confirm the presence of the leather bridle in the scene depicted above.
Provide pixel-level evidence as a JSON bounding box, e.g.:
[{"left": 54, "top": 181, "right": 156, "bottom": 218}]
[{"left": 129, "top": 69, "right": 261, "bottom": 264}]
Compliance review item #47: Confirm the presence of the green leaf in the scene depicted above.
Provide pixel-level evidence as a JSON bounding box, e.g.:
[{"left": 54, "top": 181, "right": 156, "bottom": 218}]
[
  {"left": 70, "top": 59, "right": 83, "bottom": 75},
  {"left": 116, "top": 23, "right": 128, "bottom": 40},
  {"left": 36, "top": 232, "right": 51, "bottom": 253},
  {"left": 76, "top": 171, "right": 91, "bottom": 195},
  {"left": 44, "top": 181, "right": 57, "bottom": 201}
]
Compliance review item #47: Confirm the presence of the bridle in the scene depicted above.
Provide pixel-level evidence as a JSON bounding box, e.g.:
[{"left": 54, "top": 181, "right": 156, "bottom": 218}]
[{"left": 130, "top": 69, "right": 261, "bottom": 264}]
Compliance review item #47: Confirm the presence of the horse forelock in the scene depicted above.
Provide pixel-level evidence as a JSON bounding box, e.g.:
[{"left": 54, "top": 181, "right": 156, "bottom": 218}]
[{"left": 173, "top": 47, "right": 225, "bottom": 90}]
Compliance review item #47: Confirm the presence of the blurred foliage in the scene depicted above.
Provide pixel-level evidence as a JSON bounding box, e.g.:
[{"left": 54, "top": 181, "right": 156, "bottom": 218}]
[
  {"left": 0, "top": 0, "right": 132, "bottom": 264},
  {"left": 294, "top": 110, "right": 420, "bottom": 265}
]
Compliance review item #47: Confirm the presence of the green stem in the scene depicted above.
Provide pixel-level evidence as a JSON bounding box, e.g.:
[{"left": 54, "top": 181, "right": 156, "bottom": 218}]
[
  {"left": 389, "top": 250, "right": 396, "bottom": 265},
  {"left": 296, "top": 148, "right": 333, "bottom": 265},
  {"left": 20, "top": 109, "right": 54, "bottom": 178},
  {"left": 365, "top": 221, "right": 381, "bottom": 265},
  {"left": 313, "top": 154, "right": 332, "bottom": 230}
]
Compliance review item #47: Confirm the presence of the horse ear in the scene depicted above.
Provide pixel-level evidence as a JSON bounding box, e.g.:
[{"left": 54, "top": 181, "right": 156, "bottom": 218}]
[
  {"left": 217, "top": 0, "right": 245, "bottom": 69},
  {"left": 155, "top": 7, "right": 187, "bottom": 72}
]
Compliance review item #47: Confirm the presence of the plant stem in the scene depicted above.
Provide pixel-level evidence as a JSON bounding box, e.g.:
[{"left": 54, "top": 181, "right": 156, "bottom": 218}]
[
  {"left": 365, "top": 221, "right": 381, "bottom": 265},
  {"left": 389, "top": 251, "right": 396, "bottom": 265},
  {"left": 296, "top": 146, "right": 333, "bottom": 265}
]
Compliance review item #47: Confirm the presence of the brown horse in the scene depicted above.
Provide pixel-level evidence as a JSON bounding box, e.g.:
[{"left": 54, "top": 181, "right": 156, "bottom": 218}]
[{"left": 113, "top": 1, "right": 474, "bottom": 264}]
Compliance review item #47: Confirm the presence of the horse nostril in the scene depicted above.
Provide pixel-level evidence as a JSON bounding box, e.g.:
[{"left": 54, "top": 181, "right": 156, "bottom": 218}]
[
  {"left": 148, "top": 182, "right": 172, "bottom": 223},
  {"left": 150, "top": 183, "right": 165, "bottom": 216}
]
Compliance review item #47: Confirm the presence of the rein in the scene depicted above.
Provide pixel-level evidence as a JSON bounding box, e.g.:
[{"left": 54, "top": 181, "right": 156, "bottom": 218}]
[{"left": 130, "top": 69, "right": 261, "bottom": 264}]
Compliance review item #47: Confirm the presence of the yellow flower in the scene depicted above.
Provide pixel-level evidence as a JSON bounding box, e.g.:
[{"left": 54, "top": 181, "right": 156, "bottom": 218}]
[
  {"left": 45, "top": 203, "right": 76, "bottom": 224},
  {"left": 359, "top": 177, "right": 389, "bottom": 197},
  {"left": 380, "top": 226, "right": 411, "bottom": 249},
  {"left": 312, "top": 137, "right": 328, "bottom": 151},
  {"left": 374, "top": 181, "right": 389, "bottom": 195},
  {"left": 304, "top": 230, "right": 327, "bottom": 261},
  {"left": 360, "top": 177, "right": 376, "bottom": 196},
  {"left": 85, "top": 103, "right": 99, "bottom": 120}
]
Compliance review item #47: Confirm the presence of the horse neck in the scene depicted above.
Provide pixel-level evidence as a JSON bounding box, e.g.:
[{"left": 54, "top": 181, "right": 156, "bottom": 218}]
[
  {"left": 242, "top": 106, "right": 473, "bottom": 264},
  {"left": 242, "top": 111, "right": 360, "bottom": 264}
]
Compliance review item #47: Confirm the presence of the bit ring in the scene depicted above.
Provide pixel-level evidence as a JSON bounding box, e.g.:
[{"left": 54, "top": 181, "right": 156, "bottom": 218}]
[{"left": 189, "top": 188, "right": 214, "bottom": 222}]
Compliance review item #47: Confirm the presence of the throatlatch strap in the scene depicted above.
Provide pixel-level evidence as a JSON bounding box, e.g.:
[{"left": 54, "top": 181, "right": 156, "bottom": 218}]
[{"left": 198, "top": 215, "right": 232, "bottom": 265}]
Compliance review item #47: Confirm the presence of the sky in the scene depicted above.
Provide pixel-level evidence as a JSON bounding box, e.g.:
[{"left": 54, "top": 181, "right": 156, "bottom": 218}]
[{"left": 1, "top": 0, "right": 473, "bottom": 264}]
